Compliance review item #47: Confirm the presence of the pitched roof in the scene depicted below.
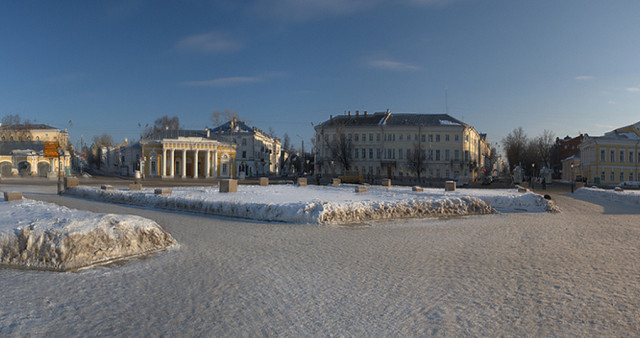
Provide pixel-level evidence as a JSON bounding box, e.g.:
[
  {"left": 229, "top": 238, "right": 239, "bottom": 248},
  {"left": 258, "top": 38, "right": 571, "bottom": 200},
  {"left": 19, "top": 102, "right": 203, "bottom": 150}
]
[
  {"left": 211, "top": 120, "right": 254, "bottom": 133},
  {"left": 316, "top": 112, "right": 469, "bottom": 128},
  {"left": 0, "top": 123, "right": 61, "bottom": 131}
]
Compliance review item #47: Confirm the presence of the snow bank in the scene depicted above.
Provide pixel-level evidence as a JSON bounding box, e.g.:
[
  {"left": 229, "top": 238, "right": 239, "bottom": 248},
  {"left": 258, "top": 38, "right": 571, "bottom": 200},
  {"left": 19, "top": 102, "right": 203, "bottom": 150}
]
[
  {"left": 0, "top": 199, "right": 176, "bottom": 271},
  {"left": 574, "top": 187, "right": 640, "bottom": 205},
  {"left": 64, "top": 184, "right": 557, "bottom": 224}
]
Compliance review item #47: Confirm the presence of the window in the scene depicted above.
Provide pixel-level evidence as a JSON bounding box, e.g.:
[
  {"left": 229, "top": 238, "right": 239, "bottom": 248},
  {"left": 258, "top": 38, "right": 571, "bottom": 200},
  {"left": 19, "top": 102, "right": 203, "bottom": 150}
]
[
  {"left": 362, "top": 148, "right": 366, "bottom": 159},
  {"left": 376, "top": 148, "right": 381, "bottom": 159},
  {"left": 376, "top": 134, "right": 381, "bottom": 142},
  {"left": 631, "top": 172, "right": 634, "bottom": 181},
  {"left": 445, "top": 135, "right": 450, "bottom": 142},
  {"left": 398, "top": 149, "right": 403, "bottom": 159},
  {"left": 610, "top": 150, "right": 615, "bottom": 163},
  {"left": 355, "top": 149, "right": 359, "bottom": 159},
  {"left": 369, "top": 134, "right": 373, "bottom": 142},
  {"left": 630, "top": 151, "right": 634, "bottom": 163},
  {"left": 429, "top": 150, "right": 434, "bottom": 160},
  {"left": 421, "top": 135, "right": 426, "bottom": 142},
  {"left": 387, "top": 149, "right": 392, "bottom": 159},
  {"left": 369, "top": 148, "right": 373, "bottom": 159},
  {"left": 399, "top": 134, "right": 403, "bottom": 141},
  {"left": 362, "top": 134, "right": 366, "bottom": 142},
  {"left": 600, "top": 150, "right": 606, "bottom": 162},
  {"left": 436, "top": 134, "right": 440, "bottom": 142},
  {"left": 242, "top": 139, "right": 247, "bottom": 146},
  {"left": 242, "top": 151, "right": 246, "bottom": 158},
  {"left": 407, "top": 134, "right": 411, "bottom": 141},
  {"left": 620, "top": 150, "right": 625, "bottom": 163},
  {"left": 445, "top": 149, "right": 450, "bottom": 161},
  {"left": 455, "top": 135, "right": 459, "bottom": 142},
  {"left": 445, "top": 169, "right": 450, "bottom": 177},
  {"left": 455, "top": 150, "right": 460, "bottom": 160},
  {"left": 355, "top": 134, "right": 359, "bottom": 142},
  {"left": 435, "top": 150, "right": 440, "bottom": 161},
  {"left": 620, "top": 171, "right": 624, "bottom": 182},
  {"left": 610, "top": 171, "right": 615, "bottom": 181},
  {"left": 348, "top": 134, "right": 352, "bottom": 142},
  {"left": 464, "top": 151, "right": 470, "bottom": 161},
  {"left": 601, "top": 171, "right": 605, "bottom": 181},
  {"left": 429, "top": 134, "right": 433, "bottom": 142},
  {"left": 393, "top": 134, "right": 396, "bottom": 142}
]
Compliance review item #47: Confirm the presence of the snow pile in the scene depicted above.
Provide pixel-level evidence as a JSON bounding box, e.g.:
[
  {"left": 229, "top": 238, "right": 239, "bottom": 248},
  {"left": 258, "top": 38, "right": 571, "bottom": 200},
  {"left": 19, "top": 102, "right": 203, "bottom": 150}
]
[
  {"left": 0, "top": 199, "right": 176, "bottom": 271},
  {"left": 574, "top": 186, "right": 640, "bottom": 205},
  {"left": 65, "top": 184, "right": 557, "bottom": 224}
]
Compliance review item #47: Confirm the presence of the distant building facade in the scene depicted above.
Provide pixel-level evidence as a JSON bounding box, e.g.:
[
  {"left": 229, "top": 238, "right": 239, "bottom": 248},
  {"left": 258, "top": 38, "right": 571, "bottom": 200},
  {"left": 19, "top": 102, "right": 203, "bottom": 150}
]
[
  {"left": 550, "top": 134, "right": 585, "bottom": 178},
  {"left": 579, "top": 121, "right": 640, "bottom": 185},
  {"left": 0, "top": 124, "right": 70, "bottom": 177},
  {"left": 314, "top": 110, "right": 491, "bottom": 182},
  {"left": 211, "top": 118, "right": 282, "bottom": 177}
]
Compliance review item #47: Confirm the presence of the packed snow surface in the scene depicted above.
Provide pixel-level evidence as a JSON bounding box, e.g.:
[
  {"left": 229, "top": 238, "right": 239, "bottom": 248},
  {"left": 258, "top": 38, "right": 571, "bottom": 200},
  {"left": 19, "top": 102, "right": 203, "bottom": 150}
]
[
  {"left": 575, "top": 186, "right": 640, "bottom": 205},
  {"left": 0, "top": 199, "right": 176, "bottom": 271},
  {"left": 65, "top": 184, "right": 557, "bottom": 224}
]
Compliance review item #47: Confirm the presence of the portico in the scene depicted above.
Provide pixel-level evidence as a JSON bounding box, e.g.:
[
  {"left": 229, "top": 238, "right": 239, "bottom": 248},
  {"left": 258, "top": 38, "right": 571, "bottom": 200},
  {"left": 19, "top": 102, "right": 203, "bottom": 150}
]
[{"left": 141, "top": 137, "right": 236, "bottom": 179}]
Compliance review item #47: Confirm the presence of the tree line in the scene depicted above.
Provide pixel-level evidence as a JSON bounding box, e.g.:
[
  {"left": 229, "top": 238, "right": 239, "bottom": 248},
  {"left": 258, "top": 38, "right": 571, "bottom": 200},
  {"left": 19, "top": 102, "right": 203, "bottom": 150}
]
[{"left": 501, "top": 127, "right": 555, "bottom": 176}]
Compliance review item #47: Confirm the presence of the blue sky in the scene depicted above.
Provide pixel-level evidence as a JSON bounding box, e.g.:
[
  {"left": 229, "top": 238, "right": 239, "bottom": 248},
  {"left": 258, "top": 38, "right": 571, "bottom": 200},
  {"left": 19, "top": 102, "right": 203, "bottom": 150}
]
[{"left": 2, "top": 0, "right": 640, "bottom": 154}]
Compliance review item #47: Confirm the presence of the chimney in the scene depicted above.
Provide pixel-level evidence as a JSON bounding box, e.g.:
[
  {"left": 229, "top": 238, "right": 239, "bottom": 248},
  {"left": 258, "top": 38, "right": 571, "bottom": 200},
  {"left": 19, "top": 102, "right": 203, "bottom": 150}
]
[
  {"left": 348, "top": 111, "right": 351, "bottom": 116},
  {"left": 356, "top": 110, "right": 359, "bottom": 117},
  {"left": 205, "top": 127, "right": 210, "bottom": 138},
  {"left": 364, "top": 111, "right": 368, "bottom": 117},
  {"left": 330, "top": 115, "right": 333, "bottom": 120}
]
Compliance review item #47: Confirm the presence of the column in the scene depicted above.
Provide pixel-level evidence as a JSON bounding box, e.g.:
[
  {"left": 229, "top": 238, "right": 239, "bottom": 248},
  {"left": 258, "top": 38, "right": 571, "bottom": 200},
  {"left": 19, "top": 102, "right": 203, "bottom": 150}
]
[
  {"left": 205, "top": 149, "right": 211, "bottom": 178},
  {"left": 194, "top": 149, "right": 199, "bottom": 178},
  {"left": 162, "top": 148, "right": 167, "bottom": 177},
  {"left": 182, "top": 149, "right": 187, "bottom": 178},
  {"left": 212, "top": 150, "right": 217, "bottom": 177},
  {"left": 170, "top": 149, "right": 175, "bottom": 177}
]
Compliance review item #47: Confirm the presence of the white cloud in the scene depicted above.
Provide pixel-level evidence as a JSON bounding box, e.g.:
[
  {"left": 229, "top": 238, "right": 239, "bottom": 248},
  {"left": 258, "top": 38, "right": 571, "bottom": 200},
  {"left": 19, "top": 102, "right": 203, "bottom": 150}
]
[
  {"left": 175, "top": 32, "right": 243, "bottom": 54},
  {"left": 608, "top": 100, "right": 616, "bottom": 105},
  {"left": 626, "top": 87, "right": 640, "bottom": 92},
  {"left": 181, "top": 76, "right": 262, "bottom": 87},
  {"left": 367, "top": 59, "right": 421, "bottom": 71},
  {"left": 574, "top": 76, "right": 593, "bottom": 81}
]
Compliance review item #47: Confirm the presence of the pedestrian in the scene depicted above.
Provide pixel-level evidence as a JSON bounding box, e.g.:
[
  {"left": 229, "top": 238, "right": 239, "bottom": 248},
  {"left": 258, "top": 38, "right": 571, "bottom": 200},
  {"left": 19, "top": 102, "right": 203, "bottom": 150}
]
[{"left": 542, "top": 177, "right": 546, "bottom": 190}]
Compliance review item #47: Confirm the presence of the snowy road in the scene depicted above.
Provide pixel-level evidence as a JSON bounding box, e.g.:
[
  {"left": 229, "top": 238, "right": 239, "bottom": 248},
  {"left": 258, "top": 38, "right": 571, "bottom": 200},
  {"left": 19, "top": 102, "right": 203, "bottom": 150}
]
[{"left": 1, "top": 184, "right": 640, "bottom": 336}]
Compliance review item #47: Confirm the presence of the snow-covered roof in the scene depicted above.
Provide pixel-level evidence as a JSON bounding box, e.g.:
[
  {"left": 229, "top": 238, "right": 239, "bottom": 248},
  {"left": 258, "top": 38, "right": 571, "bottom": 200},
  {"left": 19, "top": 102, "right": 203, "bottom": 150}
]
[{"left": 211, "top": 120, "right": 254, "bottom": 133}]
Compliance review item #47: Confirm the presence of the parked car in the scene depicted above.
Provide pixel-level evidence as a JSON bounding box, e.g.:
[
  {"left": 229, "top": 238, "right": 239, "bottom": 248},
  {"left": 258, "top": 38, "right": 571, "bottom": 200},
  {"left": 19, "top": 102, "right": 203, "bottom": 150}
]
[{"left": 617, "top": 181, "right": 640, "bottom": 188}]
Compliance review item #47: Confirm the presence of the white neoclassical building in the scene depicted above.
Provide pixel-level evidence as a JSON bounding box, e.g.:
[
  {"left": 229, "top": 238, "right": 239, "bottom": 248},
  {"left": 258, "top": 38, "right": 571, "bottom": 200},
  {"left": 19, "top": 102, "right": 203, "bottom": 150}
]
[
  {"left": 314, "top": 110, "right": 491, "bottom": 182},
  {"left": 107, "top": 129, "right": 236, "bottom": 179}
]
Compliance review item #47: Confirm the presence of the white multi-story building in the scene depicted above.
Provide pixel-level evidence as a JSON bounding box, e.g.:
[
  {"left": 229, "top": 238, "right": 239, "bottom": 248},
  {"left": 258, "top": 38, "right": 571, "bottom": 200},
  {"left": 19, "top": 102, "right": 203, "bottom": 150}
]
[
  {"left": 314, "top": 110, "right": 491, "bottom": 182},
  {"left": 211, "top": 118, "right": 282, "bottom": 177}
]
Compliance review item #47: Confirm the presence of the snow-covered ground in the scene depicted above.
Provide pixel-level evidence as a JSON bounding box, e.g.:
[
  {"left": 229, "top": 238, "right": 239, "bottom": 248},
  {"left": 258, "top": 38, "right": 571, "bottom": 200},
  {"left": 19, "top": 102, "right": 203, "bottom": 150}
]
[
  {"left": 0, "top": 198, "right": 176, "bottom": 271},
  {"left": 64, "top": 184, "right": 557, "bottom": 224},
  {"left": 575, "top": 186, "right": 640, "bottom": 205},
  {"left": 2, "top": 189, "right": 640, "bottom": 336}
]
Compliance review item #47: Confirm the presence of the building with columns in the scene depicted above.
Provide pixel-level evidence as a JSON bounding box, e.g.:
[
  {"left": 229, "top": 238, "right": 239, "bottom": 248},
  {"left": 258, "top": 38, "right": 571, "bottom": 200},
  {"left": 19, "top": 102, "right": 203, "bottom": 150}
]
[{"left": 106, "top": 129, "right": 236, "bottom": 179}]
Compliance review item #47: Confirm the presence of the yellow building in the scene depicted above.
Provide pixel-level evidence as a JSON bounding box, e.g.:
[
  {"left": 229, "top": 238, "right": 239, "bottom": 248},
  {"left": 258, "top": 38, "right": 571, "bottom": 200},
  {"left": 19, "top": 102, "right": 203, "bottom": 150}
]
[
  {"left": 0, "top": 123, "right": 71, "bottom": 177},
  {"left": 579, "top": 121, "right": 640, "bottom": 185},
  {"left": 0, "top": 123, "right": 69, "bottom": 149}
]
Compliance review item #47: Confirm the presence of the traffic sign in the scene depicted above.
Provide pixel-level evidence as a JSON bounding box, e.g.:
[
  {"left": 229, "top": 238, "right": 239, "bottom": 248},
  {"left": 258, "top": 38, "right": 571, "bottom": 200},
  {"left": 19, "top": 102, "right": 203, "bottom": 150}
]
[{"left": 44, "top": 142, "right": 59, "bottom": 158}]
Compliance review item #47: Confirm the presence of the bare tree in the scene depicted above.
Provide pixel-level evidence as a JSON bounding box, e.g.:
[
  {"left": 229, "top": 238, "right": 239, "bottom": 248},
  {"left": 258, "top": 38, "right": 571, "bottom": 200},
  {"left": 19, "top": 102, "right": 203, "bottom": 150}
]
[
  {"left": 283, "top": 133, "right": 291, "bottom": 151},
  {"left": 142, "top": 115, "right": 181, "bottom": 138},
  {"left": 1, "top": 114, "right": 22, "bottom": 126},
  {"left": 534, "top": 129, "right": 555, "bottom": 168},
  {"left": 328, "top": 125, "right": 352, "bottom": 172},
  {"left": 211, "top": 108, "right": 239, "bottom": 127},
  {"left": 407, "top": 141, "right": 428, "bottom": 183},
  {"left": 88, "top": 133, "right": 114, "bottom": 169},
  {"left": 501, "top": 127, "right": 528, "bottom": 169}
]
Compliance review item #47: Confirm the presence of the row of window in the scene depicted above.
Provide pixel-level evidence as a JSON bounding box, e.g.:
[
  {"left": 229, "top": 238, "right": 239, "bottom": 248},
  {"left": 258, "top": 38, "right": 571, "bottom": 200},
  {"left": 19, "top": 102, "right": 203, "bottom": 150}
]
[
  {"left": 323, "top": 133, "right": 466, "bottom": 144},
  {"left": 0, "top": 135, "right": 55, "bottom": 141},
  {"left": 601, "top": 170, "right": 635, "bottom": 182},
  {"left": 599, "top": 148, "right": 640, "bottom": 164},
  {"left": 337, "top": 147, "right": 472, "bottom": 162}
]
